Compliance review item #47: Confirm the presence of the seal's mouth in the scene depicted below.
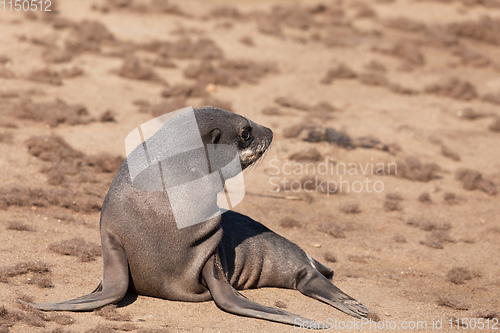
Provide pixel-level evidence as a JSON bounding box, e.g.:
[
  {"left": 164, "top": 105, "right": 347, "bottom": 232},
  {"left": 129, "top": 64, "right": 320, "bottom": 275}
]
[{"left": 239, "top": 138, "right": 272, "bottom": 170}]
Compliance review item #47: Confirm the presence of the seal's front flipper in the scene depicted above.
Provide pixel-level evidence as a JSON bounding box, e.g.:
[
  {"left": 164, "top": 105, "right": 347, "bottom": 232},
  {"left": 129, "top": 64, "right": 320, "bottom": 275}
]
[
  {"left": 202, "top": 255, "right": 323, "bottom": 328},
  {"left": 20, "top": 288, "right": 126, "bottom": 311},
  {"left": 296, "top": 270, "right": 368, "bottom": 319},
  {"left": 91, "top": 279, "right": 103, "bottom": 293},
  {"left": 22, "top": 229, "right": 129, "bottom": 311}
]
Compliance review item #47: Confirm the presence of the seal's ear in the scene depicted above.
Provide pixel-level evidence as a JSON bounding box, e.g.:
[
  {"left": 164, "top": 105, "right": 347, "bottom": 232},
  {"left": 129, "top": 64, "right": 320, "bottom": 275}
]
[{"left": 211, "top": 129, "right": 221, "bottom": 144}]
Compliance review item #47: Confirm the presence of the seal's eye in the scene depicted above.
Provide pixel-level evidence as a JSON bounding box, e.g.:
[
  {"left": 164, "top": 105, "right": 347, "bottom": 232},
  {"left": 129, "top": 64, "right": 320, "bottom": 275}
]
[{"left": 241, "top": 129, "right": 251, "bottom": 141}]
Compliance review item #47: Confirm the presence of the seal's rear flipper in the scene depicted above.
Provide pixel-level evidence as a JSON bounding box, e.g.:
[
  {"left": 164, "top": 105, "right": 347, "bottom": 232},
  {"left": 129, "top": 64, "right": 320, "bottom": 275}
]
[
  {"left": 202, "top": 256, "right": 325, "bottom": 329},
  {"left": 22, "top": 229, "right": 129, "bottom": 312},
  {"left": 307, "top": 254, "right": 334, "bottom": 280},
  {"left": 296, "top": 271, "right": 368, "bottom": 319}
]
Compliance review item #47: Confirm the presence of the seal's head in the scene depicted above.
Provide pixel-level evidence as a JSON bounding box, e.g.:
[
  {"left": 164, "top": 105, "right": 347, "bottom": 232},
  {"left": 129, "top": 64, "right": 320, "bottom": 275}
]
[{"left": 194, "top": 107, "right": 273, "bottom": 170}]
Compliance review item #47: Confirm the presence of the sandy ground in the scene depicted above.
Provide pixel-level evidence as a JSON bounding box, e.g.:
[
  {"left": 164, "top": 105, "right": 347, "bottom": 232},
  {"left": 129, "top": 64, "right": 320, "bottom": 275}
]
[{"left": 0, "top": 0, "right": 499, "bottom": 332}]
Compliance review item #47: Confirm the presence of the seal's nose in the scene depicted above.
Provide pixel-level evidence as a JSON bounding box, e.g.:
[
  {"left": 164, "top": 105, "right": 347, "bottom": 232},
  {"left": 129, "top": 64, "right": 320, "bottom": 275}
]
[{"left": 264, "top": 126, "right": 273, "bottom": 142}]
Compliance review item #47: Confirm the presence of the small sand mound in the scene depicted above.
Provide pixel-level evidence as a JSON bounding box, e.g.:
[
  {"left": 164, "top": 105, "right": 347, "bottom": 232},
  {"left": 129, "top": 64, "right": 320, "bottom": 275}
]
[{"left": 49, "top": 238, "right": 101, "bottom": 262}]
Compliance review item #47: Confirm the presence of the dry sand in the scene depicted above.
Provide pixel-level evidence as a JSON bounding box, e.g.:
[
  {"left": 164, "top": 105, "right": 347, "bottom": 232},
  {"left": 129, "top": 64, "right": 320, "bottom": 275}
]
[{"left": 0, "top": 0, "right": 499, "bottom": 332}]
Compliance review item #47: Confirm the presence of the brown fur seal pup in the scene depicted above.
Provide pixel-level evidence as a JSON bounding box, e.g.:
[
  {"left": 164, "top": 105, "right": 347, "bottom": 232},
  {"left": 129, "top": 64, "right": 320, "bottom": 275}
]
[{"left": 24, "top": 107, "right": 368, "bottom": 327}]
